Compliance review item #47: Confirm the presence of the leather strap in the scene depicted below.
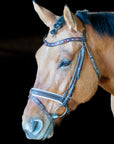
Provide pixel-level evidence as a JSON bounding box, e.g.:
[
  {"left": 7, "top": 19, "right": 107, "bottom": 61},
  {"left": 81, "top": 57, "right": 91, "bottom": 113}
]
[
  {"left": 30, "top": 88, "right": 63, "bottom": 104},
  {"left": 43, "top": 36, "right": 86, "bottom": 47},
  {"left": 29, "top": 95, "right": 54, "bottom": 122}
]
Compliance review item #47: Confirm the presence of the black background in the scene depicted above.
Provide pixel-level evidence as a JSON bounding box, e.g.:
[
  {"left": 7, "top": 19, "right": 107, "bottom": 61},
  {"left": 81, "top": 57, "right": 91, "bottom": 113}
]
[{"left": 0, "top": 0, "right": 114, "bottom": 143}]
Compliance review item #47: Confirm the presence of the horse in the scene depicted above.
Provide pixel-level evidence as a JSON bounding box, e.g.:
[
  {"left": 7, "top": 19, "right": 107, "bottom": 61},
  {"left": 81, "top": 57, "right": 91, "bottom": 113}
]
[{"left": 22, "top": 1, "right": 114, "bottom": 140}]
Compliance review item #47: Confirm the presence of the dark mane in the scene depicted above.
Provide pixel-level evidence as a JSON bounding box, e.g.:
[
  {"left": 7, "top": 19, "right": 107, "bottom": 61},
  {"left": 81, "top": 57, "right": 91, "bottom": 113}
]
[
  {"left": 50, "top": 10, "right": 114, "bottom": 37},
  {"left": 76, "top": 10, "right": 114, "bottom": 37}
]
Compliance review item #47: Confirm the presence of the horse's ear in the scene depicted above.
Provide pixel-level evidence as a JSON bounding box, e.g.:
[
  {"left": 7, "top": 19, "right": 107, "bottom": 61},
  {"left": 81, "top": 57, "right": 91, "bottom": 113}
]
[
  {"left": 64, "top": 5, "right": 83, "bottom": 33},
  {"left": 33, "top": 1, "right": 58, "bottom": 28},
  {"left": 63, "top": 5, "right": 77, "bottom": 32}
]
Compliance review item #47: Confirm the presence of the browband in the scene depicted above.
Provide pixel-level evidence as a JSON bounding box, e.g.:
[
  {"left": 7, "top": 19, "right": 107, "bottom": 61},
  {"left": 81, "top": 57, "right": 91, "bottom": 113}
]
[{"left": 43, "top": 36, "right": 86, "bottom": 47}]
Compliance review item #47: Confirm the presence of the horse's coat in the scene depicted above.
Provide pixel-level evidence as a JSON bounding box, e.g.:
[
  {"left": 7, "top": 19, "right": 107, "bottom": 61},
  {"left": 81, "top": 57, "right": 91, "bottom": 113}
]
[{"left": 22, "top": 1, "right": 114, "bottom": 140}]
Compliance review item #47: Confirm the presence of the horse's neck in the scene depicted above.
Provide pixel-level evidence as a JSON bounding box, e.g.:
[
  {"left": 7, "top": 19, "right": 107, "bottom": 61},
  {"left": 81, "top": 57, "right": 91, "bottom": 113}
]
[{"left": 86, "top": 25, "right": 114, "bottom": 95}]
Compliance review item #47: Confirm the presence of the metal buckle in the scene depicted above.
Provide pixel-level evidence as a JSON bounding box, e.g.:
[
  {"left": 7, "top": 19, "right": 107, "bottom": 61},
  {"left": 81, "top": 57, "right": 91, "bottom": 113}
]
[{"left": 51, "top": 104, "right": 69, "bottom": 119}]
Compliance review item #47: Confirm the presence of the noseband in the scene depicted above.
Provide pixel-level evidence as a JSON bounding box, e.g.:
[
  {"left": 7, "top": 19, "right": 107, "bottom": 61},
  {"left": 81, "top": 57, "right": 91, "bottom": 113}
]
[{"left": 29, "top": 24, "right": 100, "bottom": 123}]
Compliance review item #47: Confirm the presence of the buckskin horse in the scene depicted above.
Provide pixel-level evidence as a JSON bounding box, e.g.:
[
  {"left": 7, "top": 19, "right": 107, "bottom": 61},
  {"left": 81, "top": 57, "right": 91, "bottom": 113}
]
[{"left": 22, "top": 1, "right": 114, "bottom": 140}]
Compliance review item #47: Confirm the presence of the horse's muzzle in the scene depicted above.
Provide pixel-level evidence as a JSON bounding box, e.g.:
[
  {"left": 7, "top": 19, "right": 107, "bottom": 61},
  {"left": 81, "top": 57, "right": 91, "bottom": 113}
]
[{"left": 22, "top": 117, "right": 54, "bottom": 140}]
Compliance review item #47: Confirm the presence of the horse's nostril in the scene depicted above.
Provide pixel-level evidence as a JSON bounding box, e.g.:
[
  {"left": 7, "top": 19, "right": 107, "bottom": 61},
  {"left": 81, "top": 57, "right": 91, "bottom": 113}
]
[
  {"left": 22, "top": 118, "right": 43, "bottom": 136},
  {"left": 32, "top": 119, "right": 43, "bottom": 134}
]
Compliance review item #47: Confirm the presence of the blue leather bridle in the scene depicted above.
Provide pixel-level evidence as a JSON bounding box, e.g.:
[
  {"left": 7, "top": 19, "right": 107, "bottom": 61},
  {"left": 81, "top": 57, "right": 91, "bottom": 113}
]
[{"left": 29, "top": 24, "right": 100, "bottom": 123}]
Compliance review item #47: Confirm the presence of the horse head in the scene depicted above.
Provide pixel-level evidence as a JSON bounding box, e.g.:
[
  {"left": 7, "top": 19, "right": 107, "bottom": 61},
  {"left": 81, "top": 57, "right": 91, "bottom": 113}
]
[{"left": 22, "top": 1, "right": 99, "bottom": 140}]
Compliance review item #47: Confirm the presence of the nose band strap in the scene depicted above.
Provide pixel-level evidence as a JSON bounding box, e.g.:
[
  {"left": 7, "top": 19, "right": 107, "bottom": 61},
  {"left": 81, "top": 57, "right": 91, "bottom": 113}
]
[
  {"left": 29, "top": 95, "right": 54, "bottom": 122},
  {"left": 30, "top": 88, "right": 63, "bottom": 104}
]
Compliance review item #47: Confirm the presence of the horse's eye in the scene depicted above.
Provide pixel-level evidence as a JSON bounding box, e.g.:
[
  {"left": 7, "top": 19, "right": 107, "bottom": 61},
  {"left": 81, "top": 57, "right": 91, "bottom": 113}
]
[{"left": 59, "top": 59, "right": 71, "bottom": 68}]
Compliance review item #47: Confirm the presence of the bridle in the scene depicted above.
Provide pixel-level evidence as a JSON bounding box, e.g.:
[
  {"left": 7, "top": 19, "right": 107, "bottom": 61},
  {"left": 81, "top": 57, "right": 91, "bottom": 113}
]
[{"left": 29, "top": 24, "right": 100, "bottom": 124}]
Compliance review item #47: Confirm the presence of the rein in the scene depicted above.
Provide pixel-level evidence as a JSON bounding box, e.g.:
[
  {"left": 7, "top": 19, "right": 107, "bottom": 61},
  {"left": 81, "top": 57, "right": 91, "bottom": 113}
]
[{"left": 29, "top": 24, "right": 100, "bottom": 123}]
